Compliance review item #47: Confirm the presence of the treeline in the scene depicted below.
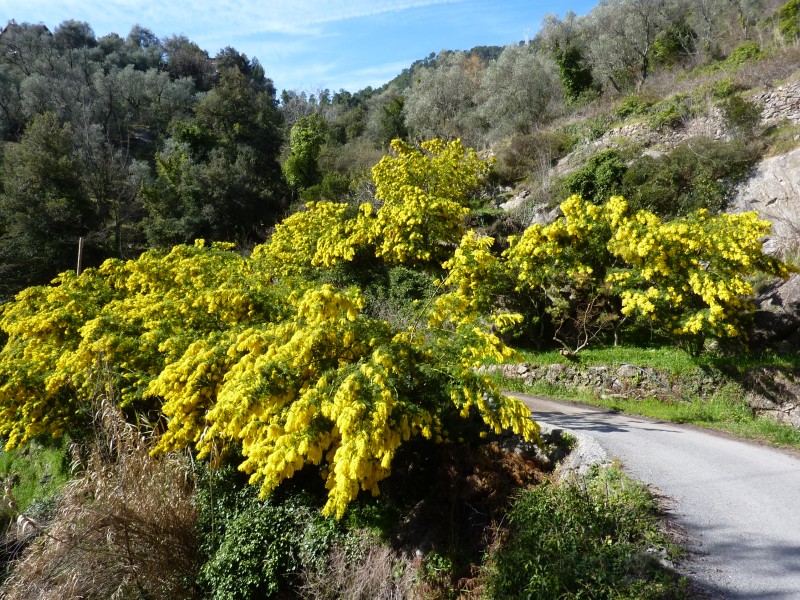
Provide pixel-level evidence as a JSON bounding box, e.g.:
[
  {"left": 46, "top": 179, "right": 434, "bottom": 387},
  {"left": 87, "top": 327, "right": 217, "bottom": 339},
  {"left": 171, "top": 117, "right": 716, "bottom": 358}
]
[
  {"left": 0, "top": 21, "right": 286, "bottom": 297},
  {"left": 0, "top": 0, "right": 797, "bottom": 298}
]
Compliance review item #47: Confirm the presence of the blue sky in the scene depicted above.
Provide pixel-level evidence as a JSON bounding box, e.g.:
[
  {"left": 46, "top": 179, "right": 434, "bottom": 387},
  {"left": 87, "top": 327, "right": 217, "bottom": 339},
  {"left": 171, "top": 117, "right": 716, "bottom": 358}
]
[{"left": 3, "top": 1, "right": 599, "bottom": 93}]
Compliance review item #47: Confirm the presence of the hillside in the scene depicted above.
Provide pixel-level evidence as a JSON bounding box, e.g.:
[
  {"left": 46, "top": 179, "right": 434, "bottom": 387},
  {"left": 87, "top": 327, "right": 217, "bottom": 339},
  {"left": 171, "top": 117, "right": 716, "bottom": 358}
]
[{"left": 2, "top": 1, "right": 800, "bottom": 597}]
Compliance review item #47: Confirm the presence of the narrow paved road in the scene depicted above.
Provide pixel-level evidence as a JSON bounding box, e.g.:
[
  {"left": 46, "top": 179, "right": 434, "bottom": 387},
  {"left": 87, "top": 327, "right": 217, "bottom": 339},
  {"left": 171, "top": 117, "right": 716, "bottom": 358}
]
[{"left": 514, "top": 393, "right": 800, "bottom": 600}]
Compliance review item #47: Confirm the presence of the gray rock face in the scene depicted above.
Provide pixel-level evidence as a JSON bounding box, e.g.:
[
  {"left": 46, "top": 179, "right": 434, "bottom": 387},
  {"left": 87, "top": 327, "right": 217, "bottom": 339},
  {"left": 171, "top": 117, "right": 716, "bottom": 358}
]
[
  {"left": 731, "top": 146, "right": 800, "bottom": 256},
  {"left": 751, "top": 274, "right": 800, "bottom": 348}
]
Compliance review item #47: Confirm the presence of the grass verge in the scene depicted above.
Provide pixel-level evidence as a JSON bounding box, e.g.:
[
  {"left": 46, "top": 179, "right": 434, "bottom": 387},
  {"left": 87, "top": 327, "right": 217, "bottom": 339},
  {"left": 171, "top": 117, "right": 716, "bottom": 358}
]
[
  {"left": 505, "top": 347, "right": 800, "bottom": 450},
  {"left": 483, "top": 463, "right": 686, "bottom": 599},
  {"left": 0, "top": 438, "right": 72, "bottom": 524}
]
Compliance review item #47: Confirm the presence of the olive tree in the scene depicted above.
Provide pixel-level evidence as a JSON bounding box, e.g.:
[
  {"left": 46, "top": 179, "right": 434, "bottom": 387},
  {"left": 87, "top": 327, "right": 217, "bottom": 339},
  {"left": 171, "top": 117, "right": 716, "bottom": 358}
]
[
  {"left": 586, "top": 0, "right": 679, "bottom": 90},
  {"left": 403, "top": 52, "right": 481, "bottom": 146},
  {"left": 477, "top": 44, "right": 561, "bottom": 141}
]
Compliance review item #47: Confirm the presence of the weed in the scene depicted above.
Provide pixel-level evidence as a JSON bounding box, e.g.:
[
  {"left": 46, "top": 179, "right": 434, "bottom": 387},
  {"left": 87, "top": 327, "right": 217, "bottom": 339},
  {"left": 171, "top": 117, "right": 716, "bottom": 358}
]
[
  {"left": 484, "top": 465, "right": 684, "bottom": 599},
  {"left": 0, "top": 400, "right": 200, "bottom": 599}
]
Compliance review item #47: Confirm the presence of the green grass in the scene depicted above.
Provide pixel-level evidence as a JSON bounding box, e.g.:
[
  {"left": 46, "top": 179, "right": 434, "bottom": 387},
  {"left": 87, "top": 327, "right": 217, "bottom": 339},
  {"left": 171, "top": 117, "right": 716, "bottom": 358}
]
[
  {"left": 0, "top": 438, "right": 72, "bottom": 523},
  {"left": 516, "top": 345, "right": 699, "bottom": 373},
  {"left": 518, "top": 343, "right": 800, "bottom": 373}
]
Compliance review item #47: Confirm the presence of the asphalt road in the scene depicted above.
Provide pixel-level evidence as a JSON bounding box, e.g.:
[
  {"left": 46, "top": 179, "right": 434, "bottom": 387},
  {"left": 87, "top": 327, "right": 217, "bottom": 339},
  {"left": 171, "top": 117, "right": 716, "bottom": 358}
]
[{"left": 513, "top": 393, "right": 800, "bottom": 600}]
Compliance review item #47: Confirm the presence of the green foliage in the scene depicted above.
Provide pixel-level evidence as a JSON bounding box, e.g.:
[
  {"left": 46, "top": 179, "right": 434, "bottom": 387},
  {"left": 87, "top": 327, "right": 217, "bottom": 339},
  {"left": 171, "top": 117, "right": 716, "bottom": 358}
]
[
  {"left": 518, "top": 344, "right": 699, "bottom": 373},
  {"left": 719, "top": 95, "right": 763, "bottom": 137},
  {"left": 622, "top": 139, "right": 759, "bottom": 217},
  {"left": 299, "top": 171, "right": 353, "bottom": 204},
  {"left": 386, "top": 266, "right": 436, "bottom": 318},
  {"left": 724, "top": 41, "right": 763, "bottom": 67},
  {"left": 614, "top": 95, "right": 654, "bottom": 120},
  {"left": 284, "top": 113, "right": 328, "bottom": 192},
  {"left": 0, "top": 112, "right": 94, "bottom": 294},
  {"left": 777, "top": 0, "right": 800, "bottom": 42},
  {"left": 553, "top": 44, "right": 596, "bottom": 102},
  {"left": 762, "top": 121, "right": 800, "bottom": 156},
  {"left": 375, "top": 95, "right": 408, "bottom": 148},
  {"left": 648, "top": 94, "right": 693, "bottom": 131},
  {"left": 563, "top": 150, "right": 627, "bottom": 203},
  {"left": 709, "top": 78, "right": 743, "bottom": 101},
  {"left": 653, "top": 17, "right": 695, "bottom": 68},
  {"left": 197, "top": 473, "right": 336, "bottom": 599},
  {"left": 693, "top": 41, "right": 764, "bottom": 77},
  {"left": 143, "top": 68, "right": 287, "bottom": 247},
  {"left": 485, "top": 466, "right": 683, "bottom": 599}
]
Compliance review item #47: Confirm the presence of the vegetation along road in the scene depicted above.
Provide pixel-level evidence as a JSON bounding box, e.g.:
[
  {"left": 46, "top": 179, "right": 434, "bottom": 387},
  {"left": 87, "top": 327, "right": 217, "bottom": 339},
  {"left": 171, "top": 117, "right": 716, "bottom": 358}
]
[{"left": 515, "top": 393, "right": 800, "bottom": 600}]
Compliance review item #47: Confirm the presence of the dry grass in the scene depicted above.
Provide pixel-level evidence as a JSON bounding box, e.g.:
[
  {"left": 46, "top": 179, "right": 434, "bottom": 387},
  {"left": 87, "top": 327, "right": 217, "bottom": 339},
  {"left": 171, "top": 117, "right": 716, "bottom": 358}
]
[
  {"left": 299, "top": 529, "right": 419, "bottom": 600},
  {"left": 0, "top": 399, "right": 199, "bottom": 600}
]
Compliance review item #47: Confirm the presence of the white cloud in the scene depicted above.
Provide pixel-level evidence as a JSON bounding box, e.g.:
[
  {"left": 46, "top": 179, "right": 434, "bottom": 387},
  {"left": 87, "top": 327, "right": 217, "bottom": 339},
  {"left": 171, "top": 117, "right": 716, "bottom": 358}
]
[{"left": 5, "top": 0, "right": 460, "bottom": 37}]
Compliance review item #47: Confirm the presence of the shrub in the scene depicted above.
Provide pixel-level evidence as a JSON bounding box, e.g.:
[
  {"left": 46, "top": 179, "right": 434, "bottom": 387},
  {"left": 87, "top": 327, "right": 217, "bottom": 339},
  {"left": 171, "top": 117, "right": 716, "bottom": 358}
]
[
  {"left": 719, "top": 95, "right": 763, "bottom": 137},
  {"left": 563, "top": 149, "right": 627, "bottom": 203},
  {"left": 300, "top": 171, "right": 353, "bottom": 204},
  {"left": 443, "top": 194, "right": 791, "bottom": 353},
  {"left": 777, "top": 0, "right": 800, "bottom": 42},
  {"left": 0, "top": 140, "right": 538, "bottom": 521},
  {"left": 709, "top": 77, "right": 743, "bottom": 100},
  {"left": 622, "top": 138, "right": 759, "bottom": 217},
  {"left": 614, "top": 94, "right": 654, "bottom": 120},
  {"left": 492, "top": 130, "right": 577, "bottom": 183},
  {"left": 484, "top": 466, "right": 683, "bottom": 599},
  {"left": 725, "top": 41, "right": 762, "bottom": 67},
  {"left": 297, "top": 530, "right": 418, "bottom": 600},
  {"left": 648, "top": 94, "right": 693, "bottom": 131},
  {"left": 198, "top": 491, "right": 332, "bottom": 599}
]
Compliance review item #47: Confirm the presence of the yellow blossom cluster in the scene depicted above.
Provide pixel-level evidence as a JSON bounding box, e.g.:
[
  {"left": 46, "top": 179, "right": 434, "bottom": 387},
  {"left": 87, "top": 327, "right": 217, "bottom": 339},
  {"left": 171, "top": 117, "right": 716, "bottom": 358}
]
[
  {"left": 0, "top": 238, "right": 539, "bottom": 518},
  {"left": 604, "top": 198, "right": 791, "bottom": 338},
  {"left": 437, "top": 194, "right": 792, "bottom": 350},
  {"left": 254, "top": 138, "right": 490, "bottom": 275},
  {"left": 0, "top": 241, "right": 270, "bottom": 448}
]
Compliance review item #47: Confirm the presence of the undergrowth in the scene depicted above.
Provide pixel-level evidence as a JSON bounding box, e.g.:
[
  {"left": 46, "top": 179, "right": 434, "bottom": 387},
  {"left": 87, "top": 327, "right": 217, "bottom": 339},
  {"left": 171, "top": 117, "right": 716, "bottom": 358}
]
[
  {"left": 0, "top": 438, "right": 72, "bottom": 527},
  {"left": 0, "top": 399, "right": 200, "bottom": 599},
  {"left": 484, "top": 464, "right": 685, "bottom": 599}
]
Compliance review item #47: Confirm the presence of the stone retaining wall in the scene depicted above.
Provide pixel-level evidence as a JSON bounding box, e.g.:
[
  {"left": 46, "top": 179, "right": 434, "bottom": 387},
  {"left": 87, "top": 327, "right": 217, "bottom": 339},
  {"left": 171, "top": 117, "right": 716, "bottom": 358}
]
[
  {"left": 752, "top": 79, "right": 800, "bottom": 125},
  {"left": 486, "top": 362, "right": 800, "bottom": 428}
]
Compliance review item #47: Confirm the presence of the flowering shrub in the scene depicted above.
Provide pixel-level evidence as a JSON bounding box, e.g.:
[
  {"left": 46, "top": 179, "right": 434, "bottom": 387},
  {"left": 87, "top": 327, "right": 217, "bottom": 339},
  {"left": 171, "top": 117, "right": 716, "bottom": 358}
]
[
  {"left": 438, "top": 195, "right": 791, "bottom": 352},
  {"left": 0, "top": 138, "right": 787, "bottom": 522},
  {"left": 255, "top": 138, "right": 490, "bottom": 274},
  {"left": 0, "top": 241, "right": 537, "bottom": 518}
]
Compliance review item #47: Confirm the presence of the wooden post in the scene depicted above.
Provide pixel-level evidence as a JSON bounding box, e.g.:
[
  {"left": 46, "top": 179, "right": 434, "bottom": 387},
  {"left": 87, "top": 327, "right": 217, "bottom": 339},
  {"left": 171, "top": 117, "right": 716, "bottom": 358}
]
[{"left": 77, "top": 237, "right": 84, "bottom": 276}]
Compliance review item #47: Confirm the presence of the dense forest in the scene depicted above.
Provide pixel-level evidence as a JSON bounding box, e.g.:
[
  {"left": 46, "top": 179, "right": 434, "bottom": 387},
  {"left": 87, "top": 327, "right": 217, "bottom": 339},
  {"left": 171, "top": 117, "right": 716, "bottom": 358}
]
[{"left": 1, "top": 0, "right": 800, "bottom": 597}]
